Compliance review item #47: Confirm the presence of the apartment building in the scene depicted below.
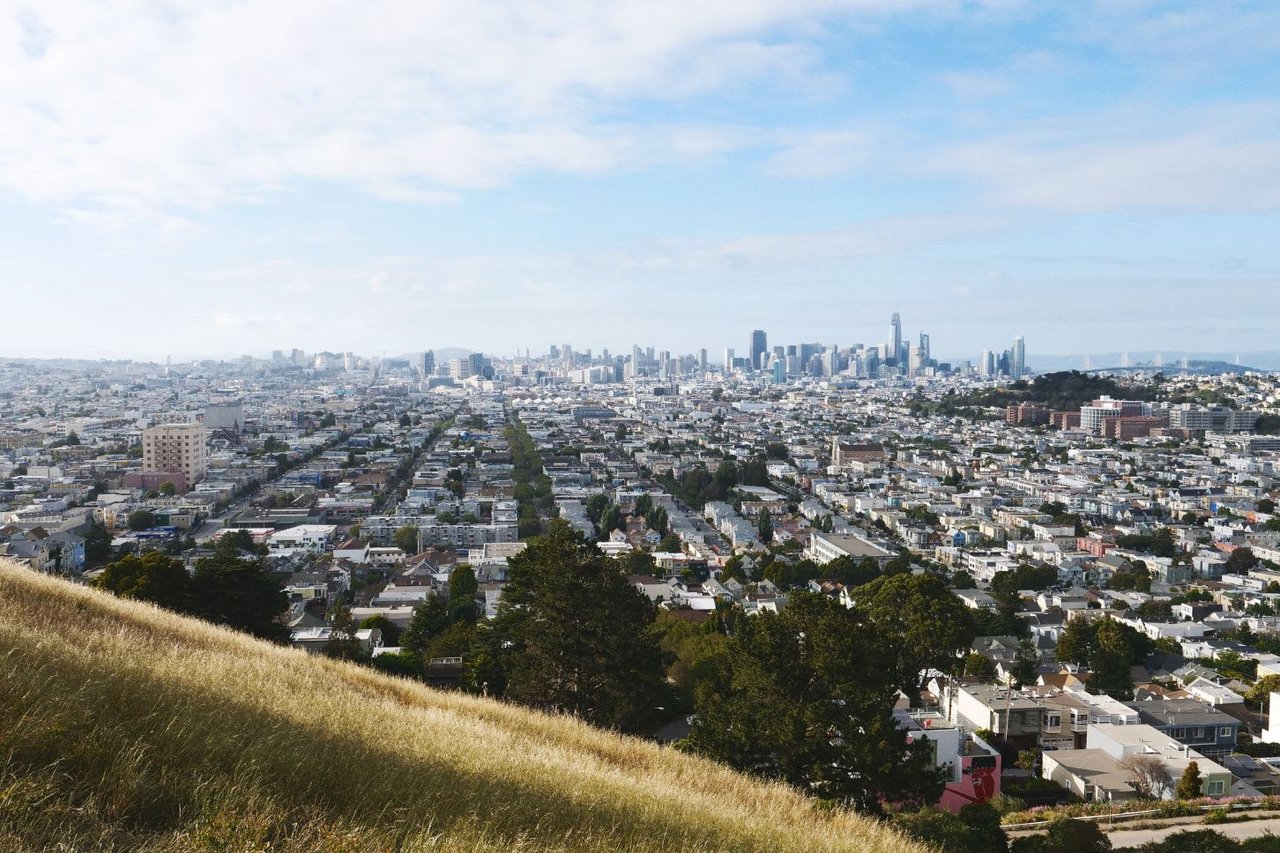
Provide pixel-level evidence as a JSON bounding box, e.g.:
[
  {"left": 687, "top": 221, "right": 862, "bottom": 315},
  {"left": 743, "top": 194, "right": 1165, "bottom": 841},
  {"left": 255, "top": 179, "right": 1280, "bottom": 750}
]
[{"left": 141, "top": 422, "right": 208, "bottom": 491}]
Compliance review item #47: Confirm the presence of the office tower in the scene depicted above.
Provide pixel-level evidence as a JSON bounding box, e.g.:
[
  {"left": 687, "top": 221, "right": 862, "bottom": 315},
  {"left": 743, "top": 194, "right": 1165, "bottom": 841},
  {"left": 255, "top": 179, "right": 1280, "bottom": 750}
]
[
  {"left": 724, "top": 347, "right": 735, "bottom": 372},
  {"left": 889, "top": 313, "right": 902, "bottom": 364},
  {"left": 750, "top": 330, "right": 767, "bottom": 372},
  {"left": 549, "top": 345, "right": 560, "bottom": 359},
  {"left": 142, "top": 422, "right": 208, "bottom": 489},
  {"left": 1012, "top": 336, "right": 1026, "bottom": 379},
  {"left": 772, "top": 359, "right": 786, "bottom": 384},
  {"left": 918, "top": 333, "right": 930, "bottom": 363},
  {"left": 698, "top": 348, "right": 708, "bottom": 370},
  {"left": 977, "top": 350, "right": 990, "bottom": 376},
  {"left": 421, "top": 350, "right": 435, "bottom": 376}
]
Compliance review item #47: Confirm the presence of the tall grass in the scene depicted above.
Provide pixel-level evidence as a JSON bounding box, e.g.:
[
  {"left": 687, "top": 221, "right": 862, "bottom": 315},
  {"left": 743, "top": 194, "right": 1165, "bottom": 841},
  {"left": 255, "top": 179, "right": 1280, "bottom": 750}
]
[{"left": 0, "top": 561, "right": 929, "bottom": 852}]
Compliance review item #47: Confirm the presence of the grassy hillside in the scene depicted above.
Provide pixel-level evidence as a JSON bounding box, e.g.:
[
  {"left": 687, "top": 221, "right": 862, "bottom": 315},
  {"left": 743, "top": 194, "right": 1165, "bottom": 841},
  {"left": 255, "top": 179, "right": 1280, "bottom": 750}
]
[{"left": 0, "top": 560, "right": 928, "bottom": 852}]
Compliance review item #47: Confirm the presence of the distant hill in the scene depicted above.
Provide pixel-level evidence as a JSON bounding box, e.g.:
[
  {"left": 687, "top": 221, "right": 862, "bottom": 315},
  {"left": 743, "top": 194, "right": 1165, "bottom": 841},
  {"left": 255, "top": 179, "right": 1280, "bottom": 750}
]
[
  {"left": 1032, "top": 351, "right": 1280, "bottom": 373},
  {"left": 0, "top": 562, "right": 923, "bottom": 853}
]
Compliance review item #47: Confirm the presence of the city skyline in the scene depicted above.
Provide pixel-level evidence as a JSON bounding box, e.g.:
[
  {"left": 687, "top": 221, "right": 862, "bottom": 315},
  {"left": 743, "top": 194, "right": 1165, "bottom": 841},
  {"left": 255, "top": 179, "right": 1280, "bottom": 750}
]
[{"left": 3, "top": 3, "right": 1280, "bottom": 358}]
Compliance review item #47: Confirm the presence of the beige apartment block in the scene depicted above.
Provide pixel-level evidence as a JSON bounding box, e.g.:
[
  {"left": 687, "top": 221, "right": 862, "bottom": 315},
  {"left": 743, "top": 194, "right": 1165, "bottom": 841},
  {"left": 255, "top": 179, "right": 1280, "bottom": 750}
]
[{"left": 142, "top": 422, "right": 208, "bottom": 487}]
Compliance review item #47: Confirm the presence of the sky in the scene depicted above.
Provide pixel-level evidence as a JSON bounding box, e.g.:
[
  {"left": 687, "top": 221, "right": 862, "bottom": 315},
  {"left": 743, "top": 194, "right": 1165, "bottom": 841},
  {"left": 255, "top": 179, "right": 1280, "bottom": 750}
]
[{"left": 2, "top": 0, "right": 1279, "bottom": 363}]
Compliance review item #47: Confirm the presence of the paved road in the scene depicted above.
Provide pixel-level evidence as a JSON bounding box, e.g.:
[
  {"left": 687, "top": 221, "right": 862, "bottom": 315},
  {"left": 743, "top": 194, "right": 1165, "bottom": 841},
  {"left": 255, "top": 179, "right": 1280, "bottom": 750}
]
[{"left": 1106, "top": 816, "right": 1280, "bottom": 848}]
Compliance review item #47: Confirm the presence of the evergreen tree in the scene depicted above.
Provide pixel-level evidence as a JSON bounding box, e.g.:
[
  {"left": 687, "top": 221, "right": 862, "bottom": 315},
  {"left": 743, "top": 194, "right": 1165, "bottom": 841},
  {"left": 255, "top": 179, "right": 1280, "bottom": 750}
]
[
  {"left": 684, "top": 591, "right": 944, "bottom": 813},
  {"left": 1090, "top": 618, "right": 1136, "bottom": 699},
  {"left": 189, "top": 553, "right": 290, "bottom": 642},
  {"left": 83, "top": 520, "right": 114, "bottom": 563},
  {"left": 92, "top": 551, "right": 189, "bottom": 610},
  {"left": 401, "top": 594, "right": 450, "bottom": 656},
  {"left": 855, "top": 572, "right": 976, "bottom": 704},
  {"left": 483, "top": 520, "right": 666, "bottom": 733},
  {"left": 325, "top": 603, "right": 366, "bottom": 661},
  {"left": 757, "top": 507, "right": 774, "bottom": 544},
  {"left": 1056, "top": 617, "right": 1097, "bottom": 666},
  {"left": 448, "top": 565, "right": 479, "bottom": 623},
  {"left": 1176, "top": 760, "right": 1203, "bottom": 800}
]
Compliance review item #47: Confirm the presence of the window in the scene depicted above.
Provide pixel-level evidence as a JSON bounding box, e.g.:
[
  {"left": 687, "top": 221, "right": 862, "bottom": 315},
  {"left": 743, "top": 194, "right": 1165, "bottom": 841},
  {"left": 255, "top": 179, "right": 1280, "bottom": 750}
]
[
  {"left": 1220, "top": 727, "right": 1233, "bottom": 738},
  {"left": 1207, "top": 780, "right": 1225, "bottom": 795}
]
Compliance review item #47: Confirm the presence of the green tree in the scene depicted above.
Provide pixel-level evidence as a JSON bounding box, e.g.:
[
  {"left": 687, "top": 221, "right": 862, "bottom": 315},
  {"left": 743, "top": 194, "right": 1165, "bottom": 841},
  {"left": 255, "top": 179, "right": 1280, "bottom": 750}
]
[
  {"left": 483, "top": 520, "right": 666, "bottom": 733},
  {"left": 127, "top": 509, "right": 156, "bottom": 531},
  {"left": 652, "top": 611, "right": 730, "bottom": 712},
  {"left": 448, "top": 565, "right": 479, "bottom": 623},
  {"left": 92, "top": 551, "right": 189, "bottom": 610},
  {"left": 757, "top": 507, "right": 774, "bottom": 544},
  {"left": 633, "top": 493, "right": 654, "bottom": 518},
  {"left": 683, "top": 592, "right": 944, "bottom": 813},
  {"left": 325, "top": 603, "right": 366, "bottom": 661},
  {"left": 401, "top": 594, "right": 450, "bottom": 656},
  {"left": 189, "top": 553, "right": 289, "bottom": 642},
  {"left": 1176, "top": 760, "right": 1203, "bottom": 800},
  {"left": 1225, "top": 548, "right": 1258, "bottom": 574},
  {"left": 964, "top": 652, "right": 997, "bottom": 679},
  {"left": 855, "top": 572, "right": 976, "bottom": 704},
  {"left": 1012, "top": 818, "right": 1112, "bottom": 852},
  {"left": 360, "top": 614, "right": 401, "bottom": 647},
  {"left": 1056, "top": 617, "right": 1096, "bottom": 666},
  {"left": 393, "top": 524, "right": 420, "bottom": 555},
  {"left": 1151, "top": 527, "right": 1178, "bottom": 559},
  {"left": 83, "top": 520, "right": 113, "bottom": 563},
  {"left": 216, "top": 529, "right": 256, "bottom": 554},
  {"left": 1090, "top": 618, "right": 1136, "bottom": 699},
  {"left": 1011, "top": 637, "right": 1040, "bottom": 688},
  {"left": 895, "top": 803, "right": 1008, "bottom": 853},
  {"left": 158, "top": 481, "right": 177, "bottom": 496}
]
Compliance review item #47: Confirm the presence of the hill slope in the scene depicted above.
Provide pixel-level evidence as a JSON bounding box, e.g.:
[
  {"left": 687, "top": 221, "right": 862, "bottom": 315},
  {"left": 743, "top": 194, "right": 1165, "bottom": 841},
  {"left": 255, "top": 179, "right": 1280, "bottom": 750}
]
[{"left": 0, "top": 561, "right": 927, "bottom": 852}]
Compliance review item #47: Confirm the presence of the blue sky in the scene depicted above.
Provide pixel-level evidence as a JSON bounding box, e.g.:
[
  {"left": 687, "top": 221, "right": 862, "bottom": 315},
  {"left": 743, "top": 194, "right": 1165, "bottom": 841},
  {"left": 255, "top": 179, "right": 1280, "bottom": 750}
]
[{"left": 2, "top": 1, "right": 1279, "bottom": 363}]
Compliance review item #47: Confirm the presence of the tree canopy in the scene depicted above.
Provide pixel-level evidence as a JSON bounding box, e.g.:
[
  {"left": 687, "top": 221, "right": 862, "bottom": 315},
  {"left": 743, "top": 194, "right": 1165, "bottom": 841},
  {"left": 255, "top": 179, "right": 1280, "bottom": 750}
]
[
  {"left": 479, "top": 520, "right": 666, "bottom": 733},
  {"left": 683, "top": 591, "right": 944, "bottom": 813},
  {"left": 853, "top": 572, "right": 976, "bottom": 704}
]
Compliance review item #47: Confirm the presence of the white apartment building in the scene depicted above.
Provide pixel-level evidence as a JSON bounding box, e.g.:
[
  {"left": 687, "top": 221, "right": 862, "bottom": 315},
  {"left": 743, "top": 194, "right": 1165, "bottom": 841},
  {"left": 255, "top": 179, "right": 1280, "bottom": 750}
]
[{"left": 141, "top": 422, "right": 209, "bottom": 486}]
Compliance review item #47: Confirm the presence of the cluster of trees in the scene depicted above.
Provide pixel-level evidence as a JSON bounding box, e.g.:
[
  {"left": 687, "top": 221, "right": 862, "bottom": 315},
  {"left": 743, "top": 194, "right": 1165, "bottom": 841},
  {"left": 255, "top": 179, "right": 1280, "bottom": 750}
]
[
  {"left": 584, "top": 493, "right": 671, "bottom": 542},
  {"left": 369, "top": 565, "right": 480, "bottom": 675},
  {"left": 682, "top": 591, "right": 946, "bottom": 812},
  {"left": 505, "top": 419, "right": 552, "bottom": 538},
  {"left": 1056, "top": 616, "right": 1150, "bottom": 698},
  {"left": 660, "top": 456, "right": 771, "bottom": 509},
  {"left": 92, "top": 548, "right": 289, "bottom": 641},
  {"left": 1116, "top": 527, "right": 1179, "bottom": 559},
  {"left": 371, "top": 522, "right": 980, "bottom": 814}
]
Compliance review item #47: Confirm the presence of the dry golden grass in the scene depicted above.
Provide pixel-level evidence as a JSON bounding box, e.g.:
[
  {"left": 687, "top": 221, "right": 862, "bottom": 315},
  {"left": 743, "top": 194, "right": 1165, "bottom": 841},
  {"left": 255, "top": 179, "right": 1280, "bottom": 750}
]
[{"left": 0, "top": 560, "right": 930, "bottom": 852}]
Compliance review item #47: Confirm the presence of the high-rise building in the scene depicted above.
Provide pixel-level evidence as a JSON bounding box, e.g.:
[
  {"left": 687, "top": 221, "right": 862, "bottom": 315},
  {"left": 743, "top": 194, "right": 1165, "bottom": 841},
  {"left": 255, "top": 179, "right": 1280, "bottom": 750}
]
[
  {"left": 698, "top": 348, "right": 708, "bottom": 370},
  {"left": 724, "top": 347, "right": 735, "bottom": 372},
  {"left": 750, "top": 330, "right": 767, "bottom": 371},
  {"left": 889, "top": 313, "right": 902, "bottom": 364},
  {"left": 918, "top": 332, "right": 930, "bottom": 363},
  {"left": 978, "top": 350, "right": 993, "bottom": 377},
  {"left": 1012, "top": 336, "right": 1026, "bottom": 380},
  {"left": 421, "top": 350, "right": 435, "bottom": 376},
  {"left": 142, "top": 422, "right": 208, "bottom": 491}
]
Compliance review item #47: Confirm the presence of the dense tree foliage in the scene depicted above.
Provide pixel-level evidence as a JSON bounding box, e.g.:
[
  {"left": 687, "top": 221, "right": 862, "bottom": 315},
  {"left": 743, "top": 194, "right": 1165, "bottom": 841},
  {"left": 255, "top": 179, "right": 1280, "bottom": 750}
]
[
  {"left": 895, "top": 804, "right": 1007, "bottom": 853},
  {"left": 854, "top": 572, "right": 976, "bottom": 704},
  {"left": 683, "top": 592, "right": 945, "bottom": 813},
  {"left": 94, "top": 551, "right": 288, "bottom": 642},
  {"left": 479, "top": 520, "right": 667, "bottom": 733},
  {"left": 92, "top": 552, "right": 190, "bottom": 610}
]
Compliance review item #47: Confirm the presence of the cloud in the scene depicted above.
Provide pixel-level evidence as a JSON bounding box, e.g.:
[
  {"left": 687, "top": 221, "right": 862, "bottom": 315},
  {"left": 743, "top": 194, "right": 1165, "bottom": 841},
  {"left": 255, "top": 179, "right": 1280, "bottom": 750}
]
[
  {"left": 0, "top": 0, "right": 943, "bottom": 223},
  {"left": 763, "top": 129, "right": 871, "bottom": 177},
  {"left": 936, "top": 104, "right": 1280, "bottom": 213}
]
